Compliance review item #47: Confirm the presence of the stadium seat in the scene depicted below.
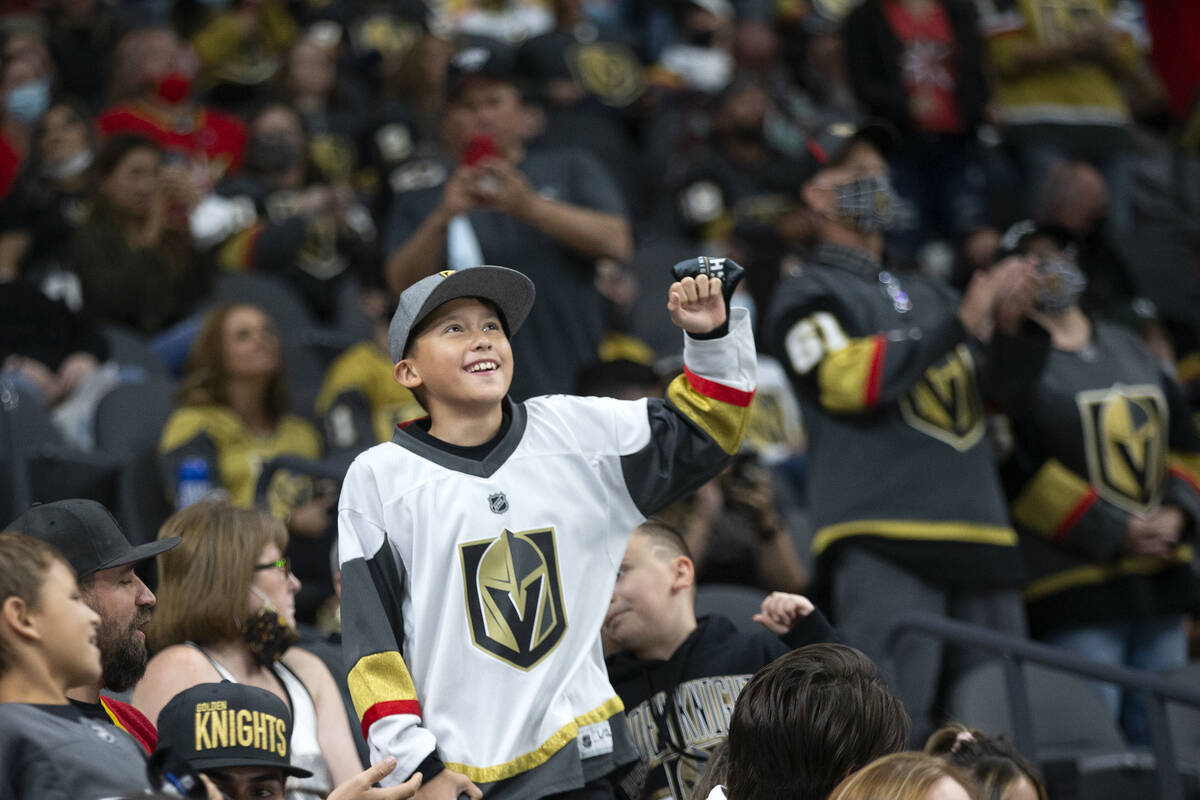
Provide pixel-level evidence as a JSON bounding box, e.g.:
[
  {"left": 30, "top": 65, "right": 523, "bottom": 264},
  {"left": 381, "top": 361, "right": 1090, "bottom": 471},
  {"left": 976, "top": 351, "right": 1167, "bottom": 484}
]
[
  {"left": 94, "top": 379, "right": 176, "bottom": 545},
  {"left": 947, "top": 660, "right": 1159, "bottom": 800},
  {"left": 0, "top": 382, "right": 123, "bottom": 525},
  {"left": 1165, "top": 662, "right": 1200, "bottom": 781},
  {"left": 695, "top": 583, "right": 768, "bottom": 632},
  {"left": 209, "top": 272, "right": 316, "bottom": 339},
  {"left": 101, "top": 324, "right": 169, "bottom": 378}
]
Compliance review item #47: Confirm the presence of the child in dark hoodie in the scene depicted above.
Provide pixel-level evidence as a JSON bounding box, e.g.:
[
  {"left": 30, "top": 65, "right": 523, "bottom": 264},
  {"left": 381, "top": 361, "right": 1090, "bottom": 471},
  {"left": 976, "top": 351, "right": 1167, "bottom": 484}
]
[{"left": 603, "top": 519, "right": 835, "bottom": 800}]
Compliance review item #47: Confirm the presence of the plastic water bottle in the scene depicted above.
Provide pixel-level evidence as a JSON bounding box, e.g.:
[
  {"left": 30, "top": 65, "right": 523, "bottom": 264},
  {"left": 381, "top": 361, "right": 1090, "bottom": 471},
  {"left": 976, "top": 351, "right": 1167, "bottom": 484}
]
[{"left": 176, "top": 457, "right": 212, "bottom": 509}]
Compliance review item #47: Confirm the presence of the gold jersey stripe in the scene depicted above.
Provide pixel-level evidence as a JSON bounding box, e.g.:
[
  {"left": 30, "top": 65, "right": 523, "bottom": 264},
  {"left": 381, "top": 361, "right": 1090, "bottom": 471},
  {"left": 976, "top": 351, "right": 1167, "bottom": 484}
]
[
  {"left": 813, "top": 519, "right": 1017, "bottom": 555},
  {"left": 347, "top": 651, "right": 419, "bottom": 720},
  {"left": 443, "top": 696, "right": 625, "bottom": 784},
  {"left": 665, "top": 374, "right": 751, "bottom": 456},
  {"left": 1011, "top": 459, "right": 1093, "bottom": 538},
  {"left": 817, "top": 337, "right": 881, "bottom": 412},
  {"left": 1025, "top": 545, "right": 1195, "bottom": 602}
]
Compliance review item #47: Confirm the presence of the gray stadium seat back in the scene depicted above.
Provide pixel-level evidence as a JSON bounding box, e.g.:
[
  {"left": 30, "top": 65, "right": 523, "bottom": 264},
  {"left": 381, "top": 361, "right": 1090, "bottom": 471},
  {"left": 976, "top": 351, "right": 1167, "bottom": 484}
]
[
  {"left": 695, "top": 583, "right": 767, "bottom": 633},
  {"left": 1165, "top": 662, "right": 1200, "bottom": 774},
  {"left": 210, "top": 272, "right": 315, "bottom": 338},
  {"left": 93, "top": 379, "right": 176, "bottom": 544},
  {"left": 102, "top": 325, "right": 168, "bottom": 377},
  {"left": 946, "top": 660, "right": 1128, "bottom": 758},
  {"left": 0, "top": 386, "right": 65, "bottom": 521}
]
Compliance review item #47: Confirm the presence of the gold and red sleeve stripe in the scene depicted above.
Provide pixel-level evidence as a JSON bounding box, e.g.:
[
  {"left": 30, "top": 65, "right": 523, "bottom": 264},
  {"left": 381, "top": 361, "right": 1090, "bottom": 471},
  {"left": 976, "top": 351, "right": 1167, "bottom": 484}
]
[
  {"left": 348, "top": 651, "right": 422, "bottom": 739},
  {"left": 1169, "top": 454, "right": 1200, "bottom": 497},
  {"left": 816, "top": 335, "right": 887, "bottom": 412},
  {"left": 667, "top": 370, "right": 755, "bottom": 455},
  {"left": 1011, "top": 459, "right": 1097, "bottom": 541},
  {"left": 682, "top": 366, "right": 755, "bottom": 408}
]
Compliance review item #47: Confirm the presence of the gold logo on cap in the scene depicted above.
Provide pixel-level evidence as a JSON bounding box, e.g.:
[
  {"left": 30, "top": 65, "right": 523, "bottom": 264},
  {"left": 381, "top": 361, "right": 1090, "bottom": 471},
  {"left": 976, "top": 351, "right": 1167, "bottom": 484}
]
[{"left": 439, "top": 270, "right": 457, "bottom": 278}]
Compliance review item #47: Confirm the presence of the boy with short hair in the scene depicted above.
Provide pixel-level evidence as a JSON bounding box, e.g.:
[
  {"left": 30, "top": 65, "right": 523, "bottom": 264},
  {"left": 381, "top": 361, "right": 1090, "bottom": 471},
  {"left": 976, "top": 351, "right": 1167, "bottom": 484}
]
[
  {"left": 714, "top": 643, "right": 910, "bottom": 800},
  {"left": 603, "top": 520, "right": 835, "bottom": 800},
  {"left": 338, "top": 262, "right": 757, "bottom": 799}
]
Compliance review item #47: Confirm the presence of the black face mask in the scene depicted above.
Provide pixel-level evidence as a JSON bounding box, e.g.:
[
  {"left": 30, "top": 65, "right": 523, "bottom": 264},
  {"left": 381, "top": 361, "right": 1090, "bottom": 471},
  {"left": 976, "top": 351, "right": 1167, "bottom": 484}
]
[
  {"left": 247, "top": 134, "right": 305, "bottom": 173},
  {"left": 243, "top": 588, "right": 300, "bottom": 666},
  {"left": 688, "top": 28, "right": 716, "bottom": 47},
  {"left": 729, "top": 120, "right": 765, "bottom": 145}
]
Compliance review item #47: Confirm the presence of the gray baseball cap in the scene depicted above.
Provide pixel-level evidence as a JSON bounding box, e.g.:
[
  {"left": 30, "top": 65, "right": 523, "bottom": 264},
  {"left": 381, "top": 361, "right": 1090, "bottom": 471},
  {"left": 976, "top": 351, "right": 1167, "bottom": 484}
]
[{"left": 389, "top": 266, "right": 536, "bottom": 361}]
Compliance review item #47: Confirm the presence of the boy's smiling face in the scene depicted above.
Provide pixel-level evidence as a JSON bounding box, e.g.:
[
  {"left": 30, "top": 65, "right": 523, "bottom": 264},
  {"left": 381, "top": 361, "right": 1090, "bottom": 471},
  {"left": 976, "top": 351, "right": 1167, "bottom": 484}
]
[{"left": 396, "top": 297, "right": 513, "bottom": 411}]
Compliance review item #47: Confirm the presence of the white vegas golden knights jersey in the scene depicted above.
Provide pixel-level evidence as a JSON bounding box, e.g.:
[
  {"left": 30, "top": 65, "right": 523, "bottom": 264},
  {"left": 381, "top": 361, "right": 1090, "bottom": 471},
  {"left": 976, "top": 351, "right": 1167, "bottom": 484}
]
[{"left": 338, "top": 310, "right": 757, "bottom": 799}]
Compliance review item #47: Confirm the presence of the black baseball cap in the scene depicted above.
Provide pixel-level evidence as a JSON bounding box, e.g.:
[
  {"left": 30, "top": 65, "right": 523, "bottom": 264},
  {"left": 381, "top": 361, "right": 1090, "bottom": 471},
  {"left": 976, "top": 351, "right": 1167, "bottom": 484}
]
[
  {"left": 802, "top": 119, "right": 898, "bottom": 181},
  {"left": 8, "top": 499, "right": 180, "bottom": 579},
  {"left": 446, "top": 39, "right": 518, "bottom": 100},
  {"left": 389, "top": 266, "right": 536, "bottom": 361},
  {"left": 156, "top": 683, "right": 313, "bottom": 778}
]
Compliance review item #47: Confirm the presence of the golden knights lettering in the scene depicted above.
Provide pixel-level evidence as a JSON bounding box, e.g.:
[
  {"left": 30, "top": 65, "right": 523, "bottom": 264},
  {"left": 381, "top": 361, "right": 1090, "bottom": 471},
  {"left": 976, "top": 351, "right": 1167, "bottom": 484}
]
[
  {"left": 193, "top": 700, "right": 288, "bottom": 756},
  {"left": 459, "top": 528, "right": 568, "bottom": 670},
  {"left": 899, "top": 344, "right": 984, "bottom": 451},
  {"left": 623, "top": 675, "right": 751, "bottom": 800},
  {"left": 1077, "top": 384, "right": 1167, "bottom": 513}
]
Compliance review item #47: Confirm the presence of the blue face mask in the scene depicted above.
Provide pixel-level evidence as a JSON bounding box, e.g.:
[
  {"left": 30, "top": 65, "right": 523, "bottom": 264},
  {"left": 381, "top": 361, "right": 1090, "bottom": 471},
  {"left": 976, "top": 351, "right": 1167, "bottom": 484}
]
[{"left": 5, "top": 77, "right": 51, "bottom": 124}]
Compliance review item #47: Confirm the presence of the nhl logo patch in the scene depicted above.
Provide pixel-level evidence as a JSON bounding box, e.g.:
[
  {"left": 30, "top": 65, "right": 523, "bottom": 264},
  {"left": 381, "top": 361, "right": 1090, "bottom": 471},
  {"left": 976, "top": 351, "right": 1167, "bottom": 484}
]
[{"left": 488, "top": 492, "right": 509, "bottom": 514}]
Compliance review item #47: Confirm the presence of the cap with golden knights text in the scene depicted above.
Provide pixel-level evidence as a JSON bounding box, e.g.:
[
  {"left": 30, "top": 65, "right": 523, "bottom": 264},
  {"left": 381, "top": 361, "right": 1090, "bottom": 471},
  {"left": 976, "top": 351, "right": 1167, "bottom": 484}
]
[{"left": 155, "top": 683, "right": 313, "bottom": 778}]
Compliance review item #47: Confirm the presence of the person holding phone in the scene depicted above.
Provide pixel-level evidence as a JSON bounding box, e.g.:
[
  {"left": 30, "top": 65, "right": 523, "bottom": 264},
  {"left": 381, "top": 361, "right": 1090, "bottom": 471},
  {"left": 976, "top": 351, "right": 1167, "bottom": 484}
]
[{"left": 382, "top": 39, "right": 633, "bottom": 400}]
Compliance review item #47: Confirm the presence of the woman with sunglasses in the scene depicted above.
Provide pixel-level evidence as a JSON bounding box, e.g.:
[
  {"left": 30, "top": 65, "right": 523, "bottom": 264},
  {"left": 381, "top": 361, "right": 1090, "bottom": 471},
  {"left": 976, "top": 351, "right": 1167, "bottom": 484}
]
[{"left": 132, "top": 499, "right": 362, "bottom": 799}]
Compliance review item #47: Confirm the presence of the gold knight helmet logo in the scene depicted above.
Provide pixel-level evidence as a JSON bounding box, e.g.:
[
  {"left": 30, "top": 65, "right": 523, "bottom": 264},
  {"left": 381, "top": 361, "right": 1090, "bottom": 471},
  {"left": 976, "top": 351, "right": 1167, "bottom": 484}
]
[
  {"left": 459, "top": 528, "right": 568, "bottom": 670},
  {"left": 1077, "top": 384, "right": 1167, "bottom": 512}
]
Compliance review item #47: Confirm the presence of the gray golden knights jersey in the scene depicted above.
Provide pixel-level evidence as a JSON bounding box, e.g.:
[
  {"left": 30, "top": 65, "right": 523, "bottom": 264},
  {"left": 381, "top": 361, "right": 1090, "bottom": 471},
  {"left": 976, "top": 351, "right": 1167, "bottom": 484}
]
[
  {"left": 338, "top": 310, "right": 757, "bottom": 798},
  {"left": 766, "top": 244, "right": 1024, "bottom": 586}
]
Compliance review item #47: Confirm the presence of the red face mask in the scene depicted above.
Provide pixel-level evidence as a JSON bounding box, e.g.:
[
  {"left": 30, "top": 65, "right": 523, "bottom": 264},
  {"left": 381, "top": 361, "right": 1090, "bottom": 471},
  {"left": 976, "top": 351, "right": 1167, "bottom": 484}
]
[{"left": 155, "top": 72, "right": 191, "bottom": 104}]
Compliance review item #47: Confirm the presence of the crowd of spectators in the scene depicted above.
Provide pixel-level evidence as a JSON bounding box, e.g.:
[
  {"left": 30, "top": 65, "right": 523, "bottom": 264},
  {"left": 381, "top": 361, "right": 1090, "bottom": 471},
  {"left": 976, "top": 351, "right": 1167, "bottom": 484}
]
[{"left": 2, "top": 0, "right": 1200, "bottom": 797}]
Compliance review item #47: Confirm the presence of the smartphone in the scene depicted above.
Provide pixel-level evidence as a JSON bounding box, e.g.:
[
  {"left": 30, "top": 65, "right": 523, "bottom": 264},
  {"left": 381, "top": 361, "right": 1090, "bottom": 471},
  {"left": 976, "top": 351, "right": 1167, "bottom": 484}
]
[{"left": 461, "top": 134, "right": 498, "bottom": 167}]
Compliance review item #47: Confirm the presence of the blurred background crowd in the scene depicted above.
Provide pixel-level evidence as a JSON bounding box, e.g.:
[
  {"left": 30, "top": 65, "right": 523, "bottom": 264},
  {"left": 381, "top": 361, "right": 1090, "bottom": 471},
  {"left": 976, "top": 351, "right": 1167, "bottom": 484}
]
[{"left": 2, "top": 0, "right": 1200, "bottom": 794}]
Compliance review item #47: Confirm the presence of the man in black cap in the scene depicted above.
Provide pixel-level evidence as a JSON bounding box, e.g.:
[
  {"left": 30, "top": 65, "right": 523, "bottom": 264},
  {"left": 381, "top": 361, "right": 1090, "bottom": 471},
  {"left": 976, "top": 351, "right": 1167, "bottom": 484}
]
[
  {"left": 156, "top": 682, "right": 421, "bottom": 800},
  {"left": 382, "top": 37, "right": 633, "bottom": 400},
  {"left": 765, "top": 120, "right": 1037, "bottom": 742},
  {"left": 8, "top": 498, "right": 180, "bottom": 752}
]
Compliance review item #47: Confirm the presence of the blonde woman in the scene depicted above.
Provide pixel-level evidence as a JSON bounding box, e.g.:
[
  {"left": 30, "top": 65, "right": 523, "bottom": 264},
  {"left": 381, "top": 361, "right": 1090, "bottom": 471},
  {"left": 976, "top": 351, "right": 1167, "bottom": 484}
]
[
  {"left": 132, "top": 499, "right": 360, "bottom": 799},
  {"left": 829, "top": 752, "right": 981, "bottom": 800}
]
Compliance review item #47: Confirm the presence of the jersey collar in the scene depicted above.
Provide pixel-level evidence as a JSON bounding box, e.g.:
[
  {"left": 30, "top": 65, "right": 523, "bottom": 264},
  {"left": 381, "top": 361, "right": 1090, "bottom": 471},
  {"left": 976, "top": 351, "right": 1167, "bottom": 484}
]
[{"left": 389, "top": 398, "right": 528, "bottom": 478}]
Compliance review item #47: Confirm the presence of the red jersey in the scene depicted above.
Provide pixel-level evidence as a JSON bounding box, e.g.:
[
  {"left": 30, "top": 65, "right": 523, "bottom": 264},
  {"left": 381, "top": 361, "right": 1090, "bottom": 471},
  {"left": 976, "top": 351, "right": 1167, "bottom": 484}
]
[
  {"left": 97, "top": 102, "right": 247, "bottom": 184},
  {"left": 882, "top": 0, "right": 964, "bottom": 134},
  {"left": 99, "top": 695, "right": 158, "bottom": 754}
]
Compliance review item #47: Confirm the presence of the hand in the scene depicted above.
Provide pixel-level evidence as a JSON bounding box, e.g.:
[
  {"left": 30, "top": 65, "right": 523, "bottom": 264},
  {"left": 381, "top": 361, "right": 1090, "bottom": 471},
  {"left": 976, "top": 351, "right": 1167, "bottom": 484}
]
[
  {"left": 1124, "top": 513, "right": 1178, "bottom": 560},
  {"left": 436, "top": 165, "right": 481, "bottom": 219},
  {"left": 56, "top": 352, "right": 99, "bottom": 396},
  {"left": 328, "top": 757, "right": 423, "bottom": 800},
  {"left": 957, "top": 268, "right": 998, "bottom": 342},
  {"left": 287, "top": 494, "right": 335, "bottom": 538},
  {"left": 200, "top": 774, "right": 224, "bottom": 800},
  {"left": 474, "top": 158, "right": 535, "bottom": 217},
  {"left": 667, "top": 274, "right": 726, "bottom": 335},
  {"left": 991, "top": 256, "right": 1039, "bottom": 336},
  {"left": 1146, "top": 506, "right": 1186, "bottom": 542},
  {"left": 753, "top": 591, "right": 815, "bottom": 635},
  {"left": 415, "top": 769, "right": 481, "bottom": 800}
]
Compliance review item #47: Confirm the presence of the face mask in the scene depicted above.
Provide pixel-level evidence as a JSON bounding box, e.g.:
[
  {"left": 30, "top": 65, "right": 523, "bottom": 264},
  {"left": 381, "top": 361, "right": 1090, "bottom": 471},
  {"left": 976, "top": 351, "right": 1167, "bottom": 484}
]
[
  {"left": 1035, "top": 255, "right": 1087, "bottom": 314},
  {"left": 243, "top": 586, "right": 300, "bottom": 666},
  {"left": 834, "top": 173, "right": 897, "bottom": 234},
  {"left": 6, "top": 78, "right": 51, "bottom": 124},
  {"left": 729, "top": 120, "right": 765, "bottom": 145},
  {"left": 247, "top": 134, "right": 304, "bottom": 173},
  {"left": 156, "top": 72, "right": 192, "bottom": 105},
  {"left": 43, "top": 148, "right": 93, "bottom": 180}
]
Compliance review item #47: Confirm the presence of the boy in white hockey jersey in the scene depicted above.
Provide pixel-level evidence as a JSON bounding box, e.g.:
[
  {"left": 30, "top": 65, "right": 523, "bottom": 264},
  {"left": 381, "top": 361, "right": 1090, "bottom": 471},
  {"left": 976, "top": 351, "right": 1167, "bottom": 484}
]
[{"left": 338, "top": 262, "right": 757, "bottom": 800}]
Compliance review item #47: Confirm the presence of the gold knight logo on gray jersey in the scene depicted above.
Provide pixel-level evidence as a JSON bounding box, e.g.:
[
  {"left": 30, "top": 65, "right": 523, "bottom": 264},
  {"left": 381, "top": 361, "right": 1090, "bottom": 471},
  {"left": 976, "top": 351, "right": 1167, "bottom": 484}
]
[
  {"left": 899, "top": 344, "right": 985, "bottom": 451},
  {"left": 459, "top": 528, "right": 568, "bottom": 670},
  {"left": 1077, "top": 384, "right": 1167, "bottom": 513}
]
